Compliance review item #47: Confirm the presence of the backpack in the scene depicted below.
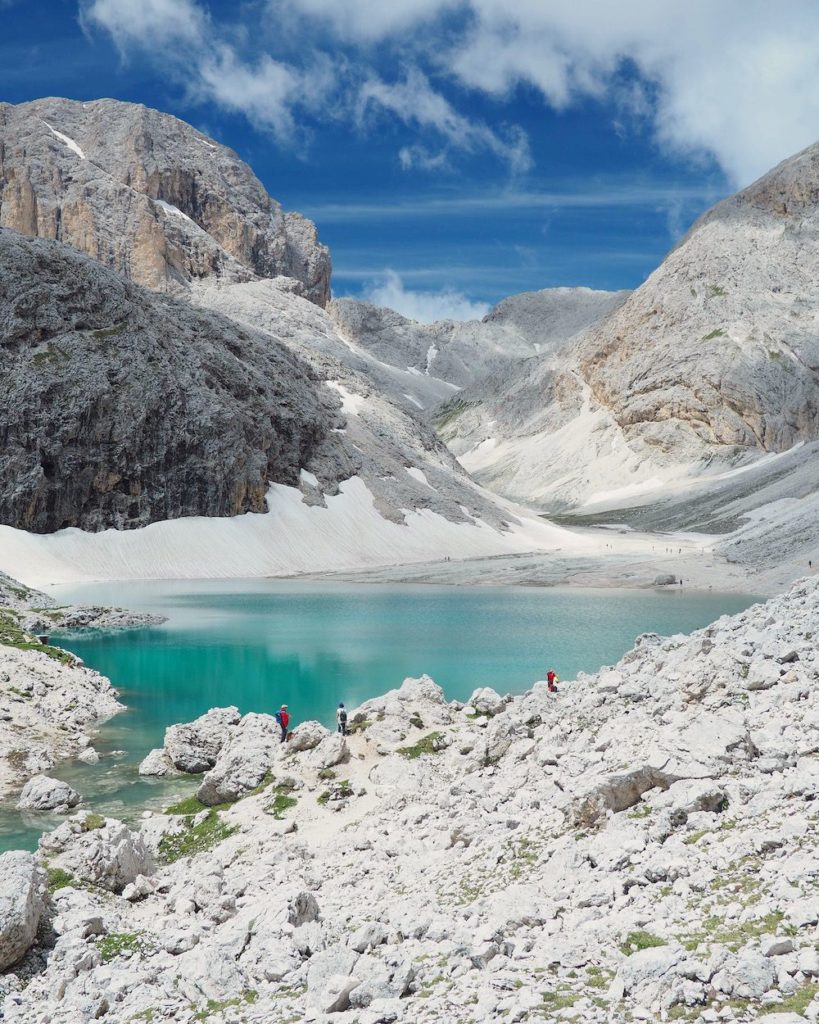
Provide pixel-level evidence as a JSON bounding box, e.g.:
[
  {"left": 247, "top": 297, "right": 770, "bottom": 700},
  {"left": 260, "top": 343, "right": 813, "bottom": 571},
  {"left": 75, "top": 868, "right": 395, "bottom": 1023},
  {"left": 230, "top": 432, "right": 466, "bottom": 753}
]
[
  {"left": 339, "top": 708, "right": 347, "bottom": 724},
  {"left": 274, "top": 710, "right": 282, "bottom": 725}
]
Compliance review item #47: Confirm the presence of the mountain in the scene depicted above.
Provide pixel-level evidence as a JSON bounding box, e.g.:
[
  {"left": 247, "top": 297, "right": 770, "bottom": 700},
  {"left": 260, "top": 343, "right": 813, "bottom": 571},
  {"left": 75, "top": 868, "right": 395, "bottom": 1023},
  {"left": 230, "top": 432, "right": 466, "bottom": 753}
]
[
  {"left": 0, "top": 98, "right": 330, "bottom": 304},
  {"left": 440, "top": 143, "right": 819, "bottom": 513},
  {"left": 330, "top": 286, "right": 629, "bottom": 393},
  {"left": 0, "top": 228, "right": 344, "bottom": 532}
]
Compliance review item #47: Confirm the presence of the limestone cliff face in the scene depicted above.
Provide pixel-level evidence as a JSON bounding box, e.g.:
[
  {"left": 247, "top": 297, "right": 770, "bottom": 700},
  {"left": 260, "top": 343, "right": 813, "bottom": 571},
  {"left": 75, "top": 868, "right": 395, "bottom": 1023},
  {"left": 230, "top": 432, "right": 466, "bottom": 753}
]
[
  {"left": 0, "top": 229, "right": 340, "bottom": 533},
  {"left": 442, "top": 142, "right": 819, "bottom": 510},
  {"left": 0, "top": 98, "right": 331, "bottom": 305}
]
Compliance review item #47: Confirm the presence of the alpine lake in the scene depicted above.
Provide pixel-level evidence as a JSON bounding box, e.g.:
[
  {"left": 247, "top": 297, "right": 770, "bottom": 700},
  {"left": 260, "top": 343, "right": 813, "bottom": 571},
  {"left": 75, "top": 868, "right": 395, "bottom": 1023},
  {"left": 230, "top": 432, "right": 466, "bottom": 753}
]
[{"left": 0, "top": 579, "right": 760, "bottom": 852}]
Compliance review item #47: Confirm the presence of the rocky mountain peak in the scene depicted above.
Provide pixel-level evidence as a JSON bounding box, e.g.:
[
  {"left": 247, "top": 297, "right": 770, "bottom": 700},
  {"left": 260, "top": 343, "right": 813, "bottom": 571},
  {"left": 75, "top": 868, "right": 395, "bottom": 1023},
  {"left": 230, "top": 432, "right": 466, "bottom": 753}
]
[{"left": 0, "top": 97, "right": 330, "bottom": 304}]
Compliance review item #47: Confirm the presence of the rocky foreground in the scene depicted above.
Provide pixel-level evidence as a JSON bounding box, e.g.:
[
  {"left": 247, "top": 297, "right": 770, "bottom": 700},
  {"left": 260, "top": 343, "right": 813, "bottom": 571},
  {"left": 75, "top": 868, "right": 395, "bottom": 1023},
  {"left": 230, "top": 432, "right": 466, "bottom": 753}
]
[
  {"left": 2, "top": 580, "right": 818, "bottom": 1023},
  {"left": 0, "top": 570, "right": 161, "bottom": 797}
]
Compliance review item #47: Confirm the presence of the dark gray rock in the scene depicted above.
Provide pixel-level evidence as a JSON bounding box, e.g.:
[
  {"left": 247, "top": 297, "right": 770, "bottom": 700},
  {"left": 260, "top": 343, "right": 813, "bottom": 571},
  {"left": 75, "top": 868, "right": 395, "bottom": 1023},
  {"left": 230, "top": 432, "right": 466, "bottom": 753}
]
[{"left": 0, "top": 229, "right": 343, "bottom": 532}]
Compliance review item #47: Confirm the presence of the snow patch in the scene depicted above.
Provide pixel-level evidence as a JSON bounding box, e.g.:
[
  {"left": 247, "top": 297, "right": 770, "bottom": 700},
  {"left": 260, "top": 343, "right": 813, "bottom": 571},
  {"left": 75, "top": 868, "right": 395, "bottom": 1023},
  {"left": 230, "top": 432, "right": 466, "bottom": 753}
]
[
  {"left": 42, "top": 121, "right": 85, "bottom": 160},
  {"left": 402, "top": 393, "right": 424, "bottom": 410},
  {"left": 326, "top": 381, "right": 367, "bottom": 416},
  {"left": 425, "top": 343, "right": 438, "bottom": 375},
  {"left": 406, "top": 467, "right": 433, "bottom": 489},
  {"left": 0, "top": 477, "right": 575, "bottom": 587},
  {"left": 299, "top": 469, "right": 319, "bottom": 487},
  {"left": 153, "top": 199, "right": 196, "bottom": 224}
]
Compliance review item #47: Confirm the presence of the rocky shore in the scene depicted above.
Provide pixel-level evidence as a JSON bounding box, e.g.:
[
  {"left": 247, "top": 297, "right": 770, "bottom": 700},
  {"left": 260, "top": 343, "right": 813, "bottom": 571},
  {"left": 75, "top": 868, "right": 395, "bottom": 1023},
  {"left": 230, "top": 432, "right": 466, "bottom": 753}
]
[
  {"left": 0, "top": 578, "right": 817, "bottom": 1023},
  {"left": 0, "top": 571, "right": 162, "bottom": 798}
]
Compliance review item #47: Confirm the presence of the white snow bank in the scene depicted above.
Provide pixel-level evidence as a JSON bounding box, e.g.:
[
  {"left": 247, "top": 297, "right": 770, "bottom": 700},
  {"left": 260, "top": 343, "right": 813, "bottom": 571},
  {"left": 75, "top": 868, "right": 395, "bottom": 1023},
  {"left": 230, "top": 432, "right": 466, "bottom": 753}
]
[
  {"left": 0, "top": 477, "right": 578, "bottom": 587},
  {"left": 326, "top": 381, "right": 367, "bottom": 416},
  {"left": 406, "top": 467, "right": 433, "bottom": 488},
  {"left": 299, "top": 469, "right": 319, "bottom": 487},
  {"left": 402, "top": 393, "right": 424, "bottom": 409},
  {"left": 42, "top": 121, "right": 85, "bottom": 160},
  {"left": 152, "top": 199, "right": 196, "bottom": 224}
]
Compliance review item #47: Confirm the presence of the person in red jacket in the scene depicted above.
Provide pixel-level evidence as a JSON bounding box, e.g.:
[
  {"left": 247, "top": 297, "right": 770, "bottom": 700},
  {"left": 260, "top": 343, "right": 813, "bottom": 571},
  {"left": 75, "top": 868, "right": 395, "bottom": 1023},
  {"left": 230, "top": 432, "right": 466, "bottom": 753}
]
[
  {"left": 275, "top": 704, "right": 290, "bottom": 743},
  {"left": 546, "top": 670, "right": 559, "bottom": 693}
]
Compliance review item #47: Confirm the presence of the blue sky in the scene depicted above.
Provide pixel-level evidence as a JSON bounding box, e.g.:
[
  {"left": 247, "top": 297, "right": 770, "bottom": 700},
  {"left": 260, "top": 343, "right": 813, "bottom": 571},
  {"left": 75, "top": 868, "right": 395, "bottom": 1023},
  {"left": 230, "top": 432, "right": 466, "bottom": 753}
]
[{"left": 4, "top": 1, "right": 819, "bottom": 319}]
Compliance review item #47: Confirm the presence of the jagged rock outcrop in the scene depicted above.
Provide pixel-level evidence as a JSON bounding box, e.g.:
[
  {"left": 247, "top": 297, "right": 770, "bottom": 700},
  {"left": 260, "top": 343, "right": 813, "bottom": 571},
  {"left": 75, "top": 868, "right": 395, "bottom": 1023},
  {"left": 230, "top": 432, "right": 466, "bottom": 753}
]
[
  {"left": 0, "top": 229, "right": 343, "bottom": 532},
  {"left": 441, "top": 142, "right": 819, "bottom": 513},
  {"left": 0, "top": 98, "right": 331, "bottom": 305}
]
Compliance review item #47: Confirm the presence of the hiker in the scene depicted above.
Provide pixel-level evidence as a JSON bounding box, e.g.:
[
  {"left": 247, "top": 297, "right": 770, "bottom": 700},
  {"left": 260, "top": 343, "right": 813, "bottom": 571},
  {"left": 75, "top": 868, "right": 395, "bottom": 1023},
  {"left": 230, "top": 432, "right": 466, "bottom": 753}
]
[
  {"left": 546, "top": 669, "right": 559, "bottom": 693},
  {"left": 275, "top": 704, "right": 290, "bottom": 743},
  {"left": 336, "top": 702, "right": 348, "bottom": 736}
]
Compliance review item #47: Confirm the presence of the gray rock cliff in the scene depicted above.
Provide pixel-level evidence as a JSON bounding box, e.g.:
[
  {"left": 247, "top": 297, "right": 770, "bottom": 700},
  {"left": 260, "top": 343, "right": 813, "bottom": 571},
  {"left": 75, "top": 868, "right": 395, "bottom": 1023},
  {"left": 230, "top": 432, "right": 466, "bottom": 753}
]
[
  {"left": 0, "top": 97, "right": 330, "bottom": 305},
  {"left": 0, "top": 228, "right": 341, "bottom": 532}
]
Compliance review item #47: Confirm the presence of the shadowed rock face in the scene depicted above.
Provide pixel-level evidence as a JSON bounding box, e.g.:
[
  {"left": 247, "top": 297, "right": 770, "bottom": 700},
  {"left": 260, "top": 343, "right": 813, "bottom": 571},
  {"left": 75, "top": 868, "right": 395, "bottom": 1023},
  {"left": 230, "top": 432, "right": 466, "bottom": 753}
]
[
  {"left": 0, "top": 97, "right": 331, "bottom": 305},
  {"left": 0, "top": 229, "right": 341, "bottom": 533}
]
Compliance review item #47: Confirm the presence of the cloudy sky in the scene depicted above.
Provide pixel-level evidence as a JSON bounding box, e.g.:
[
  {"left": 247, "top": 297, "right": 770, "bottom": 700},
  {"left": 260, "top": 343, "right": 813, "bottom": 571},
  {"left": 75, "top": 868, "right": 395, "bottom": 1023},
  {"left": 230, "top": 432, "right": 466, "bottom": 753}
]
[{"left": 3, "top": 1, "right": 819, "bottom": 319}]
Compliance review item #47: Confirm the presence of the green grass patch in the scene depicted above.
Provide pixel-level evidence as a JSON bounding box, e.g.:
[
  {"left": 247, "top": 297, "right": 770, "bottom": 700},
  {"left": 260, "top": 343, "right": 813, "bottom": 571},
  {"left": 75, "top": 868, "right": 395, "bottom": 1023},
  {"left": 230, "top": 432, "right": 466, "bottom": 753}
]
[
  {"left": 46, "top": 866, "right": 76, "bottom": 893},
  {"left": 436, "top": 398, "right": 477, "bottom": 429},
  {"left": 158, "top": 810, "right": 238, "bottom": 864},
  {"left": 619, "top": 930, "right": 667, "bottom": 955},
  {"left": 90, "top": 322, "right": 127, "bottom": 340},
  {"left": 32, "top": 342, "right": 69, "bottom": 367},
  {"left": 0, "top": 610, "right": 75, "bottom": 664},
  {"left": 317, "top": 779, "right": 352, "bottom": 806},
  {"left": 267, "top": 788, "right": 298, "bottom": 819},
  {"left": 317, "top": 768, "right": 337, "bottom": 780},
  {"left": 191, "top": 991, "right": 258, "bottom": 1021},
  {"left": 684, "top": 829, "right": 709, "bottom": 845},
  {"left": 706, "top": 284, "right": 727, "bottom": 298},
  {"left": 81, "top": 813, "right": 106, "bottom": 831},
  {"left": 702, "top": 328, "right": 726, "bottom": 341},
  {"left": 774, "top": 983, "right": 819, "bottom": 1015},
  {"left": 165, "top": 795, "right": 210, "bottom": 816},
  {"left": 96, "top": 932, "right": 149, "bottom": 962},
  {"left": 397, "top": 731, "right": 444, "bottom": 759},
  {"left": 628, "top": 804, "right": 652, "bottom": 819},
  {"left": 682, "top": 909, "right": 786, "bottom": 953}
]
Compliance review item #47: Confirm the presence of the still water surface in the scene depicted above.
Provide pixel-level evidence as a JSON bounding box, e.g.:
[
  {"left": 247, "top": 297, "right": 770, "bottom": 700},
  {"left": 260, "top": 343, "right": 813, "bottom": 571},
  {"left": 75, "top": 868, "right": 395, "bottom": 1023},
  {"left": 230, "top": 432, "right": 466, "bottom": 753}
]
[{"left": 1, "top": 580, "right": 759, "bottom": 851}]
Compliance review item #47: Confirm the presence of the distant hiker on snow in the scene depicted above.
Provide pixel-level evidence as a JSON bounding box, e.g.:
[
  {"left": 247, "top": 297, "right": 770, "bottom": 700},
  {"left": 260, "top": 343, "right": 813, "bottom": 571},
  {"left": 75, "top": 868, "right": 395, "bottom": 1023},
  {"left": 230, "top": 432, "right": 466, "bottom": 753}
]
[
  {"left": 547, "top": 669, "right": 559, "bottom": 693},
  {"left": 336, "top": 702, "right": 348, "bottom": 736},
  {"left": 274, "top": 704, "right": 290, "bottom": 743}
]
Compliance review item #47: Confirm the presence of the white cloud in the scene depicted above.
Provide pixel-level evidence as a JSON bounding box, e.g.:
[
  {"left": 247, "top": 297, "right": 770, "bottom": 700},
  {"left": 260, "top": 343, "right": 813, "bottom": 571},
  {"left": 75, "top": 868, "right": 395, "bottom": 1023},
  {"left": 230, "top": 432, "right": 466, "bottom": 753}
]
[
  {"left": 82, "top": 0, "right": 332, "bottom": 142},
  {"left": 363, "top": 270, "right": 490, "bottom": 322},
  {"left": 83, "top": 0, "right": 819, "bottom": 184},
  {"left": 81, "top": 0, "right": 206, "bottom": 50},
  {"left": 290, "top": 0, "right": 819, "bottom": 184},
  {"left": 358, "top": 69, "right": 531, "bottom": 173}
]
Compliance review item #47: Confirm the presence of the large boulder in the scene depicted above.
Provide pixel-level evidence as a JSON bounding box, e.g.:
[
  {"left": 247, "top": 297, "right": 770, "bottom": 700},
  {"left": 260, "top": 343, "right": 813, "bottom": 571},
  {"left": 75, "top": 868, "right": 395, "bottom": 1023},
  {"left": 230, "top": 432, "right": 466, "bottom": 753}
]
[
  {"left": 38, "top": 814, "right": 154, "bottom": 893},
  {"left": 196, "top": 713, "right": 280, "bottom": 806},
  {"left": 0, "top": 851, "right": 46, "bottom": 970},
  {"left": 16, "top": 776, "right": 80, "bottom": 813},
  {"left": 289, "top": 720, "right": 330, "bottom": 752},
  {"left": 306, "top": 945, "right": 360, "bottom": 1013},
  {"left": 307, "top": 733, "right": 349, "bottom": 770},
  {"left": 165, "top": 706, "right": 240, "bottom": 774},
  {"left": 138, "top": 747, "right": 180, "bottom": 777},
  {"left": 468, "top": 687, "right": 505, "bottom": 716}
]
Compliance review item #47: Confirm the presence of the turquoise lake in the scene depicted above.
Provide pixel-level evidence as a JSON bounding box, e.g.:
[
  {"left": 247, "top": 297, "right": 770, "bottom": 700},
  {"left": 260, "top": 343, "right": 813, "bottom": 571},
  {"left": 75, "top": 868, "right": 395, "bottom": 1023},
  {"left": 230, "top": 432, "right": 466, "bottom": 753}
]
[{"left": 0, "top": 580, "right": 760, "bottom": 851}]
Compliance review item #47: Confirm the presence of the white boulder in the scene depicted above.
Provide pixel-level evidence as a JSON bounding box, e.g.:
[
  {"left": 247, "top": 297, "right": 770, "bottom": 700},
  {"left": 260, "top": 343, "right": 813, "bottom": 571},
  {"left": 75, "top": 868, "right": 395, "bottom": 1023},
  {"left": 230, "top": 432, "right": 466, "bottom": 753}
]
[
  {"left": 0, "top": 851, "right": 46, "bottom": 970},
  {"left": 16, "top": 776, "right": 80, "bottom": 813},
  {"left": 165, "top": 706, "right": 240, "bottom": 774},
  {"left": 38, "top": 814, "right": 154, "bottom": 893}
]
